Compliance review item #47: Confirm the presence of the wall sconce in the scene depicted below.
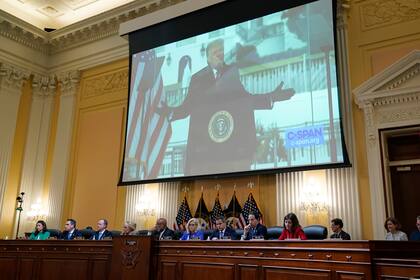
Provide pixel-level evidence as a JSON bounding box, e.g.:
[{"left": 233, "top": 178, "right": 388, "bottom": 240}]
[
  {"left": 27, "top": 199, "right": 47, "bottom": 221},
  {"left": 300, "top": 177, "right": 328, "bottom": 213},
  {"left": 135, "top": 191, "right": 156, "bottom": 217}
]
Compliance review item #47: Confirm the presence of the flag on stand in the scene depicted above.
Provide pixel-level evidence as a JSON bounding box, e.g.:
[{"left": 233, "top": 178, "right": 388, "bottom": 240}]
[
  {"left": 239, "top": 192, "right": 263, "bottom": 227},
  {"left": 173, "top": 196, "right": 192, "bottom": 231},
  {"left": 210, "top": 192, "right": 224, "bottom": 229},
  {"left": 126, "top": 49, "right": 171, "bottom": 180},
  {"left": 194, "top": 193, "right": 210, "bottom": 229},
  {"left": 224, "top": 191, "right": 243, "bottom": 228}
]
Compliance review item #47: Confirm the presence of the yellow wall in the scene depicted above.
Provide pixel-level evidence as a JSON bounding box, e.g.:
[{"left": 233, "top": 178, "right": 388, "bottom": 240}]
[
  {"left": 63, "top": 59, "right": 128, "bottom": 230},
  {"left": 347, "top": 0, "right": 420, "bottom": 239}
]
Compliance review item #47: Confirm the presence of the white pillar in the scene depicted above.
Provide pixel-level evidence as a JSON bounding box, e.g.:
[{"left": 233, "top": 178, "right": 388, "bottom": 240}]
[
  {"left": 17, "top": 74, "right": 55, "bottom": 234},
  {"left": 0, "top": 62, "right": 29, "bottom": 220},
  {"left": 46, "top": 71, "right": 80, "bottom": 229}
]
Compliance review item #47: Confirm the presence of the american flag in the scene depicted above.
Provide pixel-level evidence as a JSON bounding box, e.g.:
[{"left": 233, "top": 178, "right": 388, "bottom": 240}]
[
  {"left": 173, "top": 196, "right": 192, "bottom": 231},
  {"left": 194, "top": 193, "right": 210, "bottom": 229},
  {"left": 210, "top": 193, "right": 224, "bottom": 229},
  {"left": 239, "top": 193, "right": 263, "bottom": 227},
  {"left": 126, "top": 49, "right": 171, "bottom": 180},
  {"left": 224, "top": 191, "right": 243, "bottom": 228}
]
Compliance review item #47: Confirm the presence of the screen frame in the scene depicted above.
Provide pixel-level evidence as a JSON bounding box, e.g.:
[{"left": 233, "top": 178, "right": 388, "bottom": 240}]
[{"left": 118, "top": 0, "right": 351, "bottom": 186}]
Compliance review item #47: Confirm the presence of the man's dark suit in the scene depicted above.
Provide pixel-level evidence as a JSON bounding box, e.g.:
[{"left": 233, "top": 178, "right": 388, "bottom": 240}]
[
  {"left": 90, "top": 230, "right": 113, "bottom": 240},
  {"left": 59, "top": 229, "right": 83, "bottom": 240},
  {"left": 153, "top": 227, "right": 175, "bottom": 240},
  {"left": 172, "top": 64, "right": 274, "bottom": 176},
  {"left": 243, "top": 223, "right": 268, "bottom": 240},
  {"left": 330, "top": 230, "right": 351, "bottom": 240},
  {"left": 209, "top": 227, "right": 238, "bottom": 240}
]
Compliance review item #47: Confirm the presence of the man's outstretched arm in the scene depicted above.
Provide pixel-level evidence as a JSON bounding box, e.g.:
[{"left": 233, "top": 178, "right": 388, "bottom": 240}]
[{"left": 251, "top": 81, "right": 295, "bottom": 109}]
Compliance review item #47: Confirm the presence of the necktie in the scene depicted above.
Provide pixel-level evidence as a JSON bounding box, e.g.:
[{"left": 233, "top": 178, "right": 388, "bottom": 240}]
[
  {"left": 219, "top": 231, "right": 223, "bottom": 239},
  {"left": 68, "top": 232, "right": 72, "bottom": 239},
  {"left": 215, "top": 70, "right": 221, "bottom": 80},
  {"left": 98, "top": 232, "right": 103, "bottom": 240}
]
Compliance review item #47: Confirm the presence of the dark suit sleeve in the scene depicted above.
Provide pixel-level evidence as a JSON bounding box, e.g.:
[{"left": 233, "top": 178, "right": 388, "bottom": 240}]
[
  {"left": 342, "top": 232, "right": 351, "bottom": 240},
  {"left": 104, "top": 230, "right": 113, "bottom": 239},
  {"left": 74, "top": 230, "right": 83, "bottom": 239},
  {"left": 171, "top": 72, "right": 199, "bottom": 121},
  {"left": 260, "top": 225, "right": 268, "bottom": 240},
  {"left": 229, "top": 228, "right": 238, "bottom": 240}
]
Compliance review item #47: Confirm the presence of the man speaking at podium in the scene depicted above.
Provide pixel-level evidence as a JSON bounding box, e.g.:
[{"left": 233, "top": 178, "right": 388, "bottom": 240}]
[{"left": 159, "top": 39, "right": 294, "bottom": 176}]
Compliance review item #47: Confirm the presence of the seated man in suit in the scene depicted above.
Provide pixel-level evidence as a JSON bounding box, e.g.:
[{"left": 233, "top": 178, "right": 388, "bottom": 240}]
[
  {"left": 209, "top": 217, "right": 237, "bottom": 240},
  {"left": 330, "top": 218, "right": 351, "bottom": 240},
  {"left": 152, "top": 218, "right": 175, "bottom": 240},
  {"left": 409, "top": 216, "right": 420, "bottom": 241},
  {"left": 59, "top": 218, "right": 82, "bottom": 240},
  {"left": 242, "top": 212, "right": 267, "bottom": 240},
  {"left": 91, "top": 219, "right": 113, "bottom": 240}
]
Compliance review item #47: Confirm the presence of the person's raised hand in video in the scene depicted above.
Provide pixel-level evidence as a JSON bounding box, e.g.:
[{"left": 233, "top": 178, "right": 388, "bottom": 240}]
[{"left": 270, "top": 81, "right": 295, "bottom": 103}]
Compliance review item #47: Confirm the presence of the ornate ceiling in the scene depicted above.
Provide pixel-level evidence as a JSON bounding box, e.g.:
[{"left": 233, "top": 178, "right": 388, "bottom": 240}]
[{"left": 0, "top": 0, "right": 139, "bottom": 30}]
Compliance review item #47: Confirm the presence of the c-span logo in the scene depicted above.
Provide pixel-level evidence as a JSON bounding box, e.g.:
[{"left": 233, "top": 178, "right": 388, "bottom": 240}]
[{"left": 208, "top": 110, "right": 234, "bottom": 143}]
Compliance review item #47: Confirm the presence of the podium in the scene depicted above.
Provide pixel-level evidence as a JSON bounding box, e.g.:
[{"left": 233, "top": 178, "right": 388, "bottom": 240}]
[{"left": 109, "top": 236, "right": 152, "bottom": 280}]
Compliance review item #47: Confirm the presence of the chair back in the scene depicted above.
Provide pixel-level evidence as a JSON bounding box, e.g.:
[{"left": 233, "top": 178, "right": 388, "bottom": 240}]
[
  {"left": 303, "top": 225, "right": 328, "bottom": 240},
  {"left": 110, "top": 230, "right": 121, "bottom": 237},
  {"left": 267, "top": 226, "right": 284, "bottom": 239},
  {"left": 80, "top": 229, "right": 94, "bottom": 239},
  {"left": 48, "top": 229, "right": 61, "bottom": 238}
]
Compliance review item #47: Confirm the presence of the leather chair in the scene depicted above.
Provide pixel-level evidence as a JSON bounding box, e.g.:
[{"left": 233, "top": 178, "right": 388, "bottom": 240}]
[
  {"left": 110, "top": 230, "right": 121, "bottom": 237},
  {"left": 48, "top": 229, "right": 61, "bottom": 238},
  {"left": 235, "top": 228, "right": 244, "bottom": 238},
  {"left": 203, "top": 229, "right": 213, "bottom": 240},
  {"left": 80, "top": 229, "right": 94, "bottom": 240},
  {"left": 267, "top": 226, "right": 284, "bottom": 240},
  {"left": 136, "top": 230, "right": 150, "bottom": 236},
  {"left": 303, "top": 225, "right": 328, "bottom": 240},
  {"left": 174, "top": 230, "right": 183, "bottom": 240}
]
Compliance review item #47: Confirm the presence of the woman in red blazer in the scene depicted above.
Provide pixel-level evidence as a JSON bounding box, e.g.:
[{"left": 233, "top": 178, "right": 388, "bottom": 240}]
[{"left": 278, "top": 212, "right": 307, "bottom": 240}]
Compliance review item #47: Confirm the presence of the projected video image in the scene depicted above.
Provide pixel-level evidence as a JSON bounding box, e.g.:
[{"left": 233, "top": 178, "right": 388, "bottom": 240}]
[{"left": 123, "top": 0, "right": 344, "bottom": 182}]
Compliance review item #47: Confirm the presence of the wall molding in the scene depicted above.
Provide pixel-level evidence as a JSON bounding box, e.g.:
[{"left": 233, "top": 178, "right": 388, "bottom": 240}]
[
  {"left": 0, "top": 62, "right": 30, "bottom": 93},
  {"left": 354, "top": 50, "right": 420, "bottom": 239},
  {"left": 0, "top": 0, "right": 186, "bottom": 56},
  {"left": 360, "top": 0, "right": 420, "bottom": 30}
]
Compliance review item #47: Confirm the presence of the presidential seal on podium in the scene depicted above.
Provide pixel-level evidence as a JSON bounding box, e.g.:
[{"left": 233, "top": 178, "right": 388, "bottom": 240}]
[{"left": 208, "top": 110, "right": 234, "bottom": 143}]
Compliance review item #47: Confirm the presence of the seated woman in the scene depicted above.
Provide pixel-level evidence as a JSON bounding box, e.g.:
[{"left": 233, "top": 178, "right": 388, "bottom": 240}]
[
  {"left": 180, "top": 218, "right": 204, "bottom": 240},
  {"left": 121, "top": 221, "right": 137, "bottom": 236},
  {"left": 278, "top": 213, "right": 307, "bottom": 240},
  {"left": 384, "top": 217, "right": 408, "bottom": 240},
  {"left": 29, "top": 220, "right": 50, "bottom": 240}
]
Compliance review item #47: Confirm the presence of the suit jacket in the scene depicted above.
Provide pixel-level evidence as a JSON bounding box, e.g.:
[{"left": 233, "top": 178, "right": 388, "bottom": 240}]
[
  {"left": 172, "top": 64, "right": 273, "bottom": 176},
  {"left": 59, "top": 229, "right": 83, "bottom": 240},
  {"left": 243, "top": 223, "right": 268, "bottom": 240},
  {"left": 153, "top": 227, "right": 175, "bottom": 240},
  {"left": 330, "top": 230, "right": 351, "bottom": 240},
  {"left": 90, "top": 230, "right": 113, "bottom": 240},
  {"left": 209, "top": 227, "right": 238, "bottom": 240}
]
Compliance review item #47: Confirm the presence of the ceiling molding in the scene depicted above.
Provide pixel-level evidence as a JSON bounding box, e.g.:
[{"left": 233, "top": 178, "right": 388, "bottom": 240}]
[{"left": 0, "top": 0, "right": 186, "bottom": 55}]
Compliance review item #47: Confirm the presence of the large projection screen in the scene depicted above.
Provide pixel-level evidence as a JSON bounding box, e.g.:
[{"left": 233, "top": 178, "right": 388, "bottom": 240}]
[{"left": 119, "top": 0, "right": 350, "bottom": 184}]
